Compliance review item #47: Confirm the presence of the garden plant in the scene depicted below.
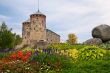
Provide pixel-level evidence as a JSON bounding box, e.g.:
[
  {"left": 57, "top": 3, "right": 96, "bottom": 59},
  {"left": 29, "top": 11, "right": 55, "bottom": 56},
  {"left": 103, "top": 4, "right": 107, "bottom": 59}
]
[{"left": 0, "top": 44, "right": 110, "bottom": 73}]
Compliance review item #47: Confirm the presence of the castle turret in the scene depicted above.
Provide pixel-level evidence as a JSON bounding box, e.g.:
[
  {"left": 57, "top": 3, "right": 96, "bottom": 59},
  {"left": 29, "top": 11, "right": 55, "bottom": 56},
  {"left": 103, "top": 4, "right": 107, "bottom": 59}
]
[
  {"left": 22, "top": 19, "right": 31, "bottom": 44},
  {"left": 29, "top": 11, "right": 46, "bottom": 43},
  {"left": 22, "top": 0, "right": 60, "bottom": 46}
]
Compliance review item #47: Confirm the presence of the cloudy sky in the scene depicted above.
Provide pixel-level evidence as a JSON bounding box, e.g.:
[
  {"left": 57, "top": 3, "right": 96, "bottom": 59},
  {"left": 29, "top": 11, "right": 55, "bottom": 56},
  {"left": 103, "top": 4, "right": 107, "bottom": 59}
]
[{"left": 0, "top": 0, "right": 110, "bottom": 43}]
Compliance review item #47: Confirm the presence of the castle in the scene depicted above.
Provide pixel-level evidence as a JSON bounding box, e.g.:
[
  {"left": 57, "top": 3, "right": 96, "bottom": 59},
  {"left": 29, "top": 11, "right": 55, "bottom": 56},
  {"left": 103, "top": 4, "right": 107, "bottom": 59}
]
[{"left": 22, "top": 10, "right": 60, "bottom": 45}]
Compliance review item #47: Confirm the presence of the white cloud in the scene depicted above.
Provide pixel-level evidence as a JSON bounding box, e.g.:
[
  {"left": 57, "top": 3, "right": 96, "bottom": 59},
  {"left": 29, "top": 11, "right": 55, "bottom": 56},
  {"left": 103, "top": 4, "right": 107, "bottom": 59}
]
[
  {"left": 0, "top": 14, "right": 10, "bottom": 22},
  {"left": 0, "top": 0, "right": 110, "bottom": 42}
]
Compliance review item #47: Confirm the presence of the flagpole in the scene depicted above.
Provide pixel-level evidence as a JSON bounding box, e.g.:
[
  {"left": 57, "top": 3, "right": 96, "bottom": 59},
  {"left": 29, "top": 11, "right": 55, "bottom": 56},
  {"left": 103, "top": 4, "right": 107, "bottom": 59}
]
[{"left": 38, "top": 0, "right": 39, "bottom": 12}]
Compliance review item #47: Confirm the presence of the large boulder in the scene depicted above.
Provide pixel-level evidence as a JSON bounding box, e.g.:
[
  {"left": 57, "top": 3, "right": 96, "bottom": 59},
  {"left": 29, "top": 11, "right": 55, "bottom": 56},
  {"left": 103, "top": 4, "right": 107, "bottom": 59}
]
[
  {"left": 83, "top": 38, "right": 103, "bottom": 45},
  {"left": 92, "top": 24, "right": 110, "bottom": 42}
]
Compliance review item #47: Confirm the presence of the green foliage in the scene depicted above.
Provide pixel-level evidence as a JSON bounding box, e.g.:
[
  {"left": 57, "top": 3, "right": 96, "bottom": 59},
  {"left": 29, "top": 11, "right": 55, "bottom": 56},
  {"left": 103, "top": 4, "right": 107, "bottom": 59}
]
[
  {"left": 0, "top": 22, "right": 15, "bottom": 49},
  {"left": 99, "top": 43, "right": 110, "bottom": 50},
  {"left": 14, "top": 34, "right": 22, "bottom": 46},
  {"left": 29, "top": 49, "right": 76, "bottom": 73},
  {"left": 104, "top": 50, "right": 110, "bottom": 60},
  {"left": 47, "top": 43, "right": 70, "bottom": 50},
  {"left": 30, "top": 52, "right": 60, "bottom": 65},
  {"left": 79, "top": 46, "right": 106, "bottom": 61},
  {"left": 47, "top": 43, "right": 87, "bottom": 50},
  {"left": 0, "top": 52, "right": 12, "bottom": 58},
  {"left": 0, "top": 22, "right": 22, "bottom": 49},
  {"left": 0, "top": 53, "right": 8, "bottom": 58},
  {"left": 22, "top": 47, "right": 35, "bottom": 53},
  {"left": 60, "top": 56, "right": 74, "bottom": 69},
  {"left": 71, "top": 60, "right": 110, "bottom": 73},
  {"left": 0, "top": 44, "right": 110, "bottom": 73}
]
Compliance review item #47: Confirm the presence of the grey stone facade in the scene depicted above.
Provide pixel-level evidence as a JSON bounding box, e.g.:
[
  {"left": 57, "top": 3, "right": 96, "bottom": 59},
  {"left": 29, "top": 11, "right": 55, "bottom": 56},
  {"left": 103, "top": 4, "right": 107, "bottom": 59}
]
[{"left": 46, "top": 29, "right": 60, "bottom": 43}]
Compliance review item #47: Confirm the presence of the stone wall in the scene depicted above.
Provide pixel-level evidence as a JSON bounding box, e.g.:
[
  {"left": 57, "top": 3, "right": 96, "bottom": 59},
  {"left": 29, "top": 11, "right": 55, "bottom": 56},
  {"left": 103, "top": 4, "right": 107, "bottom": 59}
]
[
  {"left": 22, "top": 22, "right": 30, "bottom": 45},
  {"left": 30, "top": 14, "right": 46, "bottom": 41},
  {"left": 46, "top": 29, "right": 60, "bottom": 43}
]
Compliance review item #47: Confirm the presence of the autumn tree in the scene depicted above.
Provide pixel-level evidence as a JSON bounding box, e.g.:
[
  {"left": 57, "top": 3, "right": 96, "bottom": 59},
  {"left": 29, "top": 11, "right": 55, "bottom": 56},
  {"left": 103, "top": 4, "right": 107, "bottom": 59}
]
[{"left": 67, "top": 33, "right": 77, "bottom": 44}]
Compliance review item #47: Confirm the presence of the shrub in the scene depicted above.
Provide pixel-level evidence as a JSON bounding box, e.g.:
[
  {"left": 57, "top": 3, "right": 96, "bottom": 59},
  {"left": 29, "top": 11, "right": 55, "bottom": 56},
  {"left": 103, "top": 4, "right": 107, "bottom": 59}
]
[
  {"left": 47, "top": 43, "right": 87, "bottom": 50},
  {"left": 99, "top": 43, "right": 110, "bottom": 50},
  {"left": 78, "top": 46, "right": 106, "bottom": 61},
  {"left": 0, "top": 52, "right": 12, "bottom": 59},
  {"left": 104, "top": 50, "right": 110, "bottom": 60},
  {"left": 22, "top": 47, "right": 35, "bottom": 53},
  {"left": 67, "top": 49, "right": 79, "bottom": 60},
  {"left": 47, "top": 43, "right": 71, "bottom": 50}
]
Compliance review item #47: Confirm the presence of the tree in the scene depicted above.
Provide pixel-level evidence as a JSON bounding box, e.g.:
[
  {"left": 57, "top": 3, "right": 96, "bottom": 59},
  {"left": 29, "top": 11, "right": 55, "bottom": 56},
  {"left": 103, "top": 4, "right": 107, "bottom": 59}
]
[
  {"left": 0, "top": 22, "right": 22, "bottom": 49},
  {"left": 0, "top": 22, "right": 15, "bottom": 49},
  {"left": 67, "top": 33, "right": 77, "bottom": 44},
  {"left": 14, "top": 35, "right": 22, "bottom": 46}
]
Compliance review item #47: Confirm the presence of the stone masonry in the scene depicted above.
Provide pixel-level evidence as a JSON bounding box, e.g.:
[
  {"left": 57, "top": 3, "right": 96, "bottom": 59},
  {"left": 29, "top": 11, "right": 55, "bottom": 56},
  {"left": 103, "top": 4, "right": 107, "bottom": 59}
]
[{"left": 22, "top": 11, "right": 60, "bottom": 46}]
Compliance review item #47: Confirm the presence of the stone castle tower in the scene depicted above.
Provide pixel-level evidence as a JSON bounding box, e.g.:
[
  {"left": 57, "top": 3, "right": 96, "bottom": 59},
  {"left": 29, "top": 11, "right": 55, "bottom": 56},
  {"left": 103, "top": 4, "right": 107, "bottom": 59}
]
[{"left": 22, "top": 10, "right": 60, "bottom": 45}]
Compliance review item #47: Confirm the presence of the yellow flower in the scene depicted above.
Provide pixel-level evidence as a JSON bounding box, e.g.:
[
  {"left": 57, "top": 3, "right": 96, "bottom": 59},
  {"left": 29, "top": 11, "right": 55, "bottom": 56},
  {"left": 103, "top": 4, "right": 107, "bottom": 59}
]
[
  {"left": 68, "top": 49, "right": 78, "bottom": 59},
  {"left": 61, "top": 50, "right": 65, "bottom": 55}
]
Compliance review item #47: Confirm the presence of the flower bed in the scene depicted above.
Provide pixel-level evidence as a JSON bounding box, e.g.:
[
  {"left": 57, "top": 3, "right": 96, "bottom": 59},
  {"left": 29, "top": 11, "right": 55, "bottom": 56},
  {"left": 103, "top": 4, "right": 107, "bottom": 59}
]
[{"left": 0, "top": 45, "right": 110, "bottom": 73}]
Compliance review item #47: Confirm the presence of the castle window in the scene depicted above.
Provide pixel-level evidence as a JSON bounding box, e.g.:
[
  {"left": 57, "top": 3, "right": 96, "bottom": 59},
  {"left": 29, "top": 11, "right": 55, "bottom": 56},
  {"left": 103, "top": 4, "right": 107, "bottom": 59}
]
[
  {"left": 27, "top": 32, "right": 30, "bottom": 36},
  {"left": 36, "top": 15, "right": 38, "bottom": 16},
  {"left": 22, "top": 27, "right": 24, "bottom": 31},
  {"left": 42, "top": 20, "right": 43, "bottom": 23},
  {"left": 34, "top": 15, "right": 36, "bottom": 17}
]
